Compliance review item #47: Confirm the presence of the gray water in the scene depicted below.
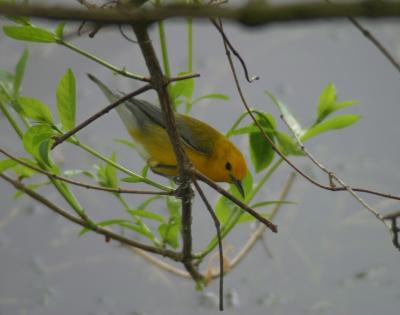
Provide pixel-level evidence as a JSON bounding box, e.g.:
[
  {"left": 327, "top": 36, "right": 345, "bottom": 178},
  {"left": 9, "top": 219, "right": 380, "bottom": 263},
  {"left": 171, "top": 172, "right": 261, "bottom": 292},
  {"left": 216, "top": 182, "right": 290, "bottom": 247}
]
[{"left": 1, "top": 3, "right": 400, "bottom": 315}]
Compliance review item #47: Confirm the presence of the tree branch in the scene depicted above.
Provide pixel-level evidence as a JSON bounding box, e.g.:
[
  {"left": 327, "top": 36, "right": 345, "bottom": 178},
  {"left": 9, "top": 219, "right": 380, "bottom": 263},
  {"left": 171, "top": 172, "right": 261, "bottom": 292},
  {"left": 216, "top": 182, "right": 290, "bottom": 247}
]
[
  {"left": 0, "top": 173, "right": 181, "bottom": 260},
  {"left": 0, "top": 2, "right": 400, "bottom": 26},
  {"left": 0, "top": 148, "right": 173, "bottom": 196}
]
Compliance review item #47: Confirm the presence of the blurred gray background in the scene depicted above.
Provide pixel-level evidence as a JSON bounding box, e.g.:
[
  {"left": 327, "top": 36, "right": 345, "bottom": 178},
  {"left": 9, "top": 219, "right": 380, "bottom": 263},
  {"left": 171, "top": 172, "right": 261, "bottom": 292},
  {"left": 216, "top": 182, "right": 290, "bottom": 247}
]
[{"left": 1, "top": 1, "right": 400, "bottom": 315}]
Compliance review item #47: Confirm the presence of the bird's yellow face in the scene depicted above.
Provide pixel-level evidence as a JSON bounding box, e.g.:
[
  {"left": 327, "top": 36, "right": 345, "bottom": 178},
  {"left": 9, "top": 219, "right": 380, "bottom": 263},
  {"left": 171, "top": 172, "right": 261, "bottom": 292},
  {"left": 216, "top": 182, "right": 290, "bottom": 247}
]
[{"left": 210, "top": 138, "right": 248, "bottom": 197}]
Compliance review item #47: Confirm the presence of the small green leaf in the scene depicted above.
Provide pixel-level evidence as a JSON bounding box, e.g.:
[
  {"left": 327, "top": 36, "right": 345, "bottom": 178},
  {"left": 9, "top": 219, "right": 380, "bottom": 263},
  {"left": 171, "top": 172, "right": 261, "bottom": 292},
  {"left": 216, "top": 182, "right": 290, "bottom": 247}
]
[
  {"left": 192, "top": 93, "right": 230, "bottom": 104},
  {"left": 137, "top": 195, "right": 162, "bottom": 210},
  {"left": 22, "top": 124, "right": 55, "bottom": 165},
  {"left": 167, "top": 196, "right": 181, "bottom": 218},
  {"left": 215, "top": 195, "right": 237, "bottom": 225},
  {"left": 316, "top": 83, "right": 358, "bottom": 123},
  {"left": 302, "top": 114, "right": 361, "bottom": 142},
  {"left": 170, "top": 72, "right": 194, "bottom": 106},
  {"left": 3, "top": 25, "right": 56, "bottom": 43},
  {"left": 317, "top": 82, "right": 336, "bottom": 122},
  {"left": 0, "top": 159, "right": 17, "bottom": 172},
  {"left": 128, "top": 209, "right": 165, "bottom": 222},
  {"left": 266, "top": 91, "right": 304, "bottom": 139},
  {"left": 56, "top": 69, "right": 76, "bottom": 131},
  {"left": 141, "top": 165, "right": 149, "bottom": 178},
  {"left": 105, "top": 153, "right": 118, "bottom": 188},
  {"left": 249, "top": 114, "right": 276, "bottom": 173},
  {"left": 158, "top": 222, "right": 180, "bottom": 249},
  {"left": 13, "top": 48, "right": 29, "bottom": 99},
  {"left": 17, "top": 97, "right": 53, "bottom": 124},
  {"left": 54, "top": 22, "right": 65, "bottom": 39},
  {"left": 275, "top": 131, "right": 303, "bottom": 156}
]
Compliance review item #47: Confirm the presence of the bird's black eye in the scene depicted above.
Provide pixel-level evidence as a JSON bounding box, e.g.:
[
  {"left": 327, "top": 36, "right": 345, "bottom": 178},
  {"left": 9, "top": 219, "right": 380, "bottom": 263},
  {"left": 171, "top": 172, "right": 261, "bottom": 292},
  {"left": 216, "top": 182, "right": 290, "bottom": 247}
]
[{"left": 225, "top": 162, "right": 232, "bottom": 171}]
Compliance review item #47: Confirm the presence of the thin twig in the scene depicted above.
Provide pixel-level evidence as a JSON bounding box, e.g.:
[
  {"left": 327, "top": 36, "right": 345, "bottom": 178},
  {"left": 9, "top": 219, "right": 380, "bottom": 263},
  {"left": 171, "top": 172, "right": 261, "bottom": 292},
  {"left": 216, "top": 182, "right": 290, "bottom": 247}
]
[
  {"left": 194, "top": 170, "right": 277, "bottom": 233},
  {"left": 211, "top": 19, "right": 259, "bottom": 83},
  {"left": 128, "top": 246, "right": 191, "bottom": 278},
  {"left": 0, "top": 173, "right": 181, "bottom": 260},
  {"left": 0, "top": 148, "right": 173, "bottom": 196},
  {"left": 193, "top": 179, "right": 224, "bottom": 311},
  {"left": 280, "top": 114, "right": 391, "bottom": 231},
  {"left": 326, "top": 0, "right": 400, "bottom": 74},
  {"left": 51, "top": 84, "right": 152, "bottom": 150},
  {"left": 169, "top": 73, "right": 200, "bottom": 82}
]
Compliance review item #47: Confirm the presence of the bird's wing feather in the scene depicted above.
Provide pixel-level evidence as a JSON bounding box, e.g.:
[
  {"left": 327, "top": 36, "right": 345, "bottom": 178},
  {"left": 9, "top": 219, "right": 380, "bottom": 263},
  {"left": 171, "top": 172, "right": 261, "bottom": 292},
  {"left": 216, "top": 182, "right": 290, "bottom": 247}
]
[{"left": 126, "top": 98, "right": 214, "bottom": 155}]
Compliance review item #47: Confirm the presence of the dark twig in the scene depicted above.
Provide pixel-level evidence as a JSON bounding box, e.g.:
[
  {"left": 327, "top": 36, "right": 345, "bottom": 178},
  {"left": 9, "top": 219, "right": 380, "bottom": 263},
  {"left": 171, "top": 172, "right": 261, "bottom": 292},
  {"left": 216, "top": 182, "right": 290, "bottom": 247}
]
[
  {"left": 169, "top": 73, "right": 200, "bottom": 83},
  {"left": 194, "top": 171, "right": 277, "bottom": 233},
  {"left": 0, "top": 148, "right": 173, "bottom": 196},
  {"left": 211, "top": 19, "right": 259, "bottom": 83},
  {"left": 326, "top": 0, "right": 400, "bottom": 74},
  {"left": 193, "top": 179, "right": 224, "bottom": 311},
  {"left": 51, "top": 84, "right": 152, "bottom": 150},
  {"left": 0, "top": 173, "right": 181, "bottom": 260}
]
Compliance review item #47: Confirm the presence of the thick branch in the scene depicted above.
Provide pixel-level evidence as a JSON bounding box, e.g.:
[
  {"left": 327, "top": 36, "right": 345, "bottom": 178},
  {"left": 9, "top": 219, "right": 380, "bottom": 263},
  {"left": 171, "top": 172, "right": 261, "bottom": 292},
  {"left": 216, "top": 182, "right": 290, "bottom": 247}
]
[
  {"left": 132, "top": 26, "right": 201, "bottom": 282},
  {"left": 0, "top": 2, "right": 400, "bottom": 26}
]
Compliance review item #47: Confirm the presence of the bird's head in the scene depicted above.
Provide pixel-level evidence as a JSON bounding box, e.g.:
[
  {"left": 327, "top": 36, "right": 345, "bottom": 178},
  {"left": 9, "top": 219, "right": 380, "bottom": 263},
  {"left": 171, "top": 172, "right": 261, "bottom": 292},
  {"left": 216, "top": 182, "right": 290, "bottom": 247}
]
[{"left": 213, "top": 138, "right": 247, "bottom": 197}]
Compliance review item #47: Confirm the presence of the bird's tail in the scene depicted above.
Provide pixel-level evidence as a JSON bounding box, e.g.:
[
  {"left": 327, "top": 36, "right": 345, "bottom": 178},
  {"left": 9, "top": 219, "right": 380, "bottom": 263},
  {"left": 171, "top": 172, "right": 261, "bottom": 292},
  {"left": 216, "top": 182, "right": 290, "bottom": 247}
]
[
  {"left": 87, "top": 73, "right": 120, "bottom": 103},
  {"left": 87, "top": 73, "right": 140, "bottom": 131}
]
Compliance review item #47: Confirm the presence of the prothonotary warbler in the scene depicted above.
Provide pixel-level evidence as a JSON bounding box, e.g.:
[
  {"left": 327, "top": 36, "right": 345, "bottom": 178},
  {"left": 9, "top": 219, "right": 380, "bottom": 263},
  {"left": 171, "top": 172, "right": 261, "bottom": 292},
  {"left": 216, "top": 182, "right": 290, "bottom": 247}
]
[{"left": 88, "top": 74, "right": 247, "bottom": 196}]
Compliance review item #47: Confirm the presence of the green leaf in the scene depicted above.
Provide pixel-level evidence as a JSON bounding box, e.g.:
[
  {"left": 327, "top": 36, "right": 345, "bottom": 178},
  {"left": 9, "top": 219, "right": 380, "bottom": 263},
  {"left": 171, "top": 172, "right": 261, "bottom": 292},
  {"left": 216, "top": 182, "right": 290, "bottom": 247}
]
[
  {"left": 137, "top": 195, "right": 162, "bottom": 210},
  {"left": 192, "top": 93, "right": 230, "bottom": 104},
  {"left": 105, "top": 153, "right": 118, "bottom": 188},
  {"left": 158, "top": 222, "right": 180, "bottom": 249},
  {"left": 249, "top": 113, "right": 276, "bottom": 173},
  {"left": 215, "top": 195, "right": 237, "bottom": 225},
  {"left": 128, "top": 209, "right": 165, "bottom": 222},
  {"left": 317, "top": 82, "right": 336, "bottom": 122},
  {"left": 316, "top": 83, "right": 358, "bottom": 123},
  {"left": 141, "top": 165, "right": 149, "bottom": 178},
  {"left": 22, "top": 124, "right": 55, "bottom": 166},
  {"left": 302, "top": 114, "right": 361, "bottom": 142},
  {"left": 170, "top": 72, "right": 194, "bottom": 104},
  {"left": 266, "top": 91, "right": 304, "bottom": 138},
  {"left": 0, "top": 159, "right": 17, "bottom": 173},
  {"left": 3, "top": 25, "right": 56, "bottom": 43},
  {"left": 56, "top": 69, "right": 76, "bottom": 131},
  {"left": 54, "top": 22, "right": 65, "bottom": 39},
  {"left": 13, "top": 48, "right": 28, "bottom": 99},
  {"left": 17, "top": 97, "right": 53, "bottom": 124},
  {"left": 275, "top": 131, "right": 303, "bottom": 156},
  {"left": 167, "top": 196, "right": 181, "bottom": 218}
]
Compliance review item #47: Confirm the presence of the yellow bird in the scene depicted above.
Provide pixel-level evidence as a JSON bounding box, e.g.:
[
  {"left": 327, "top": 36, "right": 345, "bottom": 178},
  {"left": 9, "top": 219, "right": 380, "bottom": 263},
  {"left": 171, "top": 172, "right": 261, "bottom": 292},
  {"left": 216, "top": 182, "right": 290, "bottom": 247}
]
[{"left": 88, "top": 74, "right": 247, "bottom": 196}]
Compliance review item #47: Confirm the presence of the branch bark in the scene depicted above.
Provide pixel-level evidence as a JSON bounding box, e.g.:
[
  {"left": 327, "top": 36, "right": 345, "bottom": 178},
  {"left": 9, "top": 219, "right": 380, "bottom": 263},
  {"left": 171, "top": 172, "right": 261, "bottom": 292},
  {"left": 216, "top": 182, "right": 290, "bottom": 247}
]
[{"left": 0, "top": 2, "right": 400, "bottom": 26}]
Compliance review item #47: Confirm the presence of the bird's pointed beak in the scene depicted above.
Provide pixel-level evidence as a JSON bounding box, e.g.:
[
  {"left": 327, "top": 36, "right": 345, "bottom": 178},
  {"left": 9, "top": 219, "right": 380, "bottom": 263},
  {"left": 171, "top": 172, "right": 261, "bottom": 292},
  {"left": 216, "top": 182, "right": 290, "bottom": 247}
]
[{"left": 231, "top": 176, "right": 245, "bottom": 198}]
